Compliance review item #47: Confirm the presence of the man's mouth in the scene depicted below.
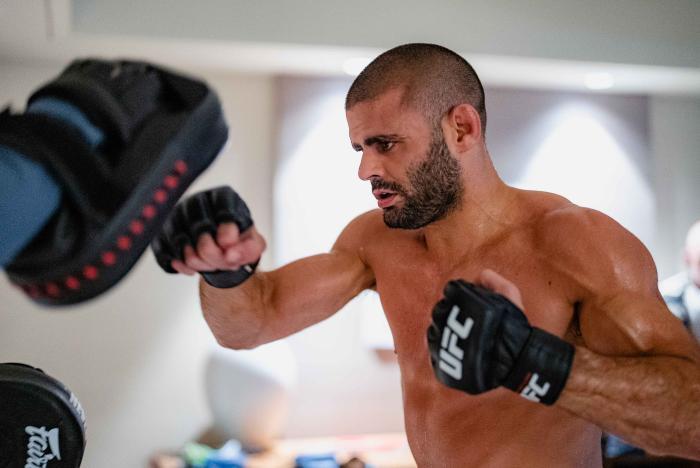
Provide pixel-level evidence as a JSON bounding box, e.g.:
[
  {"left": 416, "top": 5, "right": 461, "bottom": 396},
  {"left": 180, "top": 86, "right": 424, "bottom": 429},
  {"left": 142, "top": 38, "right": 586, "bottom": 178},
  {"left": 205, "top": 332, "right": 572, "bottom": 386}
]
[{"left": 373, "top": 189, "right": 399, "bottom": 209}]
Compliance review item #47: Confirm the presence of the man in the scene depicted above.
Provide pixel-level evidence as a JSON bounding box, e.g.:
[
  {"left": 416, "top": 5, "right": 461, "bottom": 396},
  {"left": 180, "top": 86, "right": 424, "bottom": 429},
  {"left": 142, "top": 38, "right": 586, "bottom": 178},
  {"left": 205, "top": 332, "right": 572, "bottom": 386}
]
[
  {"left": 153, "top": 44, "right": 700, "bottom": 467},
  {"left": 661, "top": 220, "right": 700, "bottom": 342}
]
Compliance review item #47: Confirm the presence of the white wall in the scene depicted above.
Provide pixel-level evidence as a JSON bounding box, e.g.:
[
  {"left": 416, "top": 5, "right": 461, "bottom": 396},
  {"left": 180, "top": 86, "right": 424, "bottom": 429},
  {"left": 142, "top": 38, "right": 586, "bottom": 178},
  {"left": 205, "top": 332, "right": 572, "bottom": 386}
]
[
  {"left": 0, "top": 63, "right": 275, "bottom": 468},
  {"left": 72, "top": 0, "right": 700, "bottom": 69}
]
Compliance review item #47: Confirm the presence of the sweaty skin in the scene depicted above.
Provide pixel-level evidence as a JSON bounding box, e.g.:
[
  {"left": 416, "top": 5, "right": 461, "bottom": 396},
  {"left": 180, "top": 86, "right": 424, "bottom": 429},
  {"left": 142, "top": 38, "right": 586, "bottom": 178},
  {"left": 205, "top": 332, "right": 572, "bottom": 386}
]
[{"left": 184, "top": 89, "right": 700, "bottom": 467}]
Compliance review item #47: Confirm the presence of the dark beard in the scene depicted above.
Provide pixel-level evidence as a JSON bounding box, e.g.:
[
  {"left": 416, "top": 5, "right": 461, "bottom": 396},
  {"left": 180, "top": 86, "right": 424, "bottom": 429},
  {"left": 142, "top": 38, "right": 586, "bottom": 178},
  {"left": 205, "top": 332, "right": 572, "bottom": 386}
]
[{"left": 378, "top": 131, "right": 463, "bottom": 229}]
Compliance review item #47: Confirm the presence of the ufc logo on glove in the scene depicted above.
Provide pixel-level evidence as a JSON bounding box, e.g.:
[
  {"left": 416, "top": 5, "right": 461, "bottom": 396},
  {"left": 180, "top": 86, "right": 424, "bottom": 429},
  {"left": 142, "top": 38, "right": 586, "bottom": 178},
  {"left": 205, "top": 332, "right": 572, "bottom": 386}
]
[
  {"left": 438, "top": 305, "right": 474, "bottom": 380},
  {"left": 520, "top": 373, "right": 551, "bottom": 403}
]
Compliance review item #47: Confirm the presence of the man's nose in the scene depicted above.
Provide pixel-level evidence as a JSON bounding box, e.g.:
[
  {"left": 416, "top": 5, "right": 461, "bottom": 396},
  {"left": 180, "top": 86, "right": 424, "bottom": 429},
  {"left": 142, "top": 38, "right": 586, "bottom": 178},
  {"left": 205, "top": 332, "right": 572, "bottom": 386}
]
[{"left": 358, "top": 151, "right": 384, "bottom": 181}]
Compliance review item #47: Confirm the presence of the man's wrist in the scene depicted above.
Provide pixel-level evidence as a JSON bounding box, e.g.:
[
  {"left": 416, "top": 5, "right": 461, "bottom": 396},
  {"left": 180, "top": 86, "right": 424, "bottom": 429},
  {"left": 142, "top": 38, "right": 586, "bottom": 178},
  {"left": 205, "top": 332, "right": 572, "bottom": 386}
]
[
  {"left": 201, "top": 259, "right": 260, "bottom": 289},
  {"left": 503, "top": 327, "right": 575, "bottom": 405}
]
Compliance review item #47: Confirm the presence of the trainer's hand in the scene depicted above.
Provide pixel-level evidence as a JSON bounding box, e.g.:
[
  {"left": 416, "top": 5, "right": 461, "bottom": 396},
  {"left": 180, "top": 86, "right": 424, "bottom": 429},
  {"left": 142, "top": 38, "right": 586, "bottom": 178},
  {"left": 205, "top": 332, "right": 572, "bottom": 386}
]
[
  {"left": 427, "top": 273, "right": 574, "bottom": 405},
  {"left": 151, "top": 186, "right": 266, "bottom": 288}
]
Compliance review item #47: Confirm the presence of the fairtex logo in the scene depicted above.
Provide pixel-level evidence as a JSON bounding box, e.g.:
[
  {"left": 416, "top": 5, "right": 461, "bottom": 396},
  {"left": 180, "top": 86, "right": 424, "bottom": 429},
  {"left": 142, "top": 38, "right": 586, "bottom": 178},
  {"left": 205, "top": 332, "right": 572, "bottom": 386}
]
[
  {"left": 438, "top": 305, "right": 474, "bottom": 380},
  {"left": 24, "top": 426, "right": 61, "bottom": 468}
]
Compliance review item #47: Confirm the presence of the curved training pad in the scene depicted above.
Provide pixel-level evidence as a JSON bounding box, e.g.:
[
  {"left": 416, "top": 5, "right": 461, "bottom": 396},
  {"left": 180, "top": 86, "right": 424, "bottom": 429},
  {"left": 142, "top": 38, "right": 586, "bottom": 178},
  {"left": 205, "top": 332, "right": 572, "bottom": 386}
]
[
  {"left": 1, "top": 58, "right": 229, "bottom": 306},
  {"left": 0, "top": 363, "right": 86, "bottom": 467}
]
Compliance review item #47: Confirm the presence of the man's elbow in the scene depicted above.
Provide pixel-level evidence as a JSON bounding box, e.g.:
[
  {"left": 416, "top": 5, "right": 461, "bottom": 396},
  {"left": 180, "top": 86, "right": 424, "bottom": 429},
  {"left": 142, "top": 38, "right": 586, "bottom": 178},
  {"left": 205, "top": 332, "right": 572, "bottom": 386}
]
[
  {"left": 199, "top": 276, "right": 271, "bottom": 350},
  {"left": 213, "top": 332, "right": 261, "bottom": 351},
  {"left": 201, "top": 305, "right": 264, "bottom": 350}
]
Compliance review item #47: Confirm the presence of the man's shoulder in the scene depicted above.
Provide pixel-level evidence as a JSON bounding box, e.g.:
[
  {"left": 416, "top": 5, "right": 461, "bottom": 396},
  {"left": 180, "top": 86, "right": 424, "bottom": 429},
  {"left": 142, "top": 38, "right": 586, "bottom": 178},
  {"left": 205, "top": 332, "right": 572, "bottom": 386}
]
[
  {"left": 334, "top": 209, "right": 389, "bottom": 251},
  {"left": 344, "top": 209, "right": 386, "bottom": 235},
  {"left": 526, "top": 200, "right": 600, "bottom": 268},
  {"left": 514, "top": 189, "right": 592, "bottom": 232},
  {"left": 336, "top": 209, "right": 420, "bottom": 254},
  {"left": 518, "top": 192, "right": 591, "bottom": 242},
  {"left": 531, "top": 198, "right": 628, "bottom": 246},
  {"left": 524, "top": 195, "right": 657, "bottom": 289}
]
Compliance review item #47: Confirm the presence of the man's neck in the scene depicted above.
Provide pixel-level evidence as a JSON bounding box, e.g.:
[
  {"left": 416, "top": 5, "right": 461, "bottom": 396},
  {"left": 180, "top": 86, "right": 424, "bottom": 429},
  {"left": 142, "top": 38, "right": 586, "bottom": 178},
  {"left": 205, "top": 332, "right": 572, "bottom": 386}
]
[{"left": 419, "top": 154, "right": 519, "bottom": 264}]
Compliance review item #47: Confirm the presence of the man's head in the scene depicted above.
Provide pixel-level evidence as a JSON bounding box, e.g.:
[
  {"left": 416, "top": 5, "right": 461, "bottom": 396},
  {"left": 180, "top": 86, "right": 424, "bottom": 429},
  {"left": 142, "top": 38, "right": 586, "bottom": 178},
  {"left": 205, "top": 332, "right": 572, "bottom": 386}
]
[
  {"left": 346, "top": 43, "right": 486, "bottom": 135},
  {"left": 685, "top": 221, "right": 700, "bottom": 287},
  {"left": 345, "top": 43, "right": 486, "bottom": 229}
]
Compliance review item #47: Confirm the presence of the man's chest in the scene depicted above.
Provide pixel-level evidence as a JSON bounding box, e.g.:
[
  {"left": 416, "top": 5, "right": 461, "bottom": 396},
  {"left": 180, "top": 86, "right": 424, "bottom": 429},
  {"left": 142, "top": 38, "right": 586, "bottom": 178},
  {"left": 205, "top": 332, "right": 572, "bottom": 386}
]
[{"left": 367, "top": 239, "right": 578, "bottom": 354}]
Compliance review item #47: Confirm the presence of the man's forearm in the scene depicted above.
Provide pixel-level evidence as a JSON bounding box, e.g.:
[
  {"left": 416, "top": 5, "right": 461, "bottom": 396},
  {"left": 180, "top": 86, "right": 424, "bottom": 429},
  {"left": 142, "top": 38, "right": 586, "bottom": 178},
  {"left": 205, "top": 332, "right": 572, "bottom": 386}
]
[
  {"left": 199, "top": 273, "right": 270, "bottom": 349},
  {"left": 557, "top": 346, "right": 700, "bottom": 459}
]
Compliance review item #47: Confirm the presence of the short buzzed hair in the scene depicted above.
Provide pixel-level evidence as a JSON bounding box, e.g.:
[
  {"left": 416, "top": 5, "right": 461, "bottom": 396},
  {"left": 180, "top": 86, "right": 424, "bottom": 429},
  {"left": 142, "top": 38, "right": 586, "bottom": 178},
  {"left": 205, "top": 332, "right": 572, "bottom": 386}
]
[{"left": 346, "top": 43, "right": 487, "bottom": 137}]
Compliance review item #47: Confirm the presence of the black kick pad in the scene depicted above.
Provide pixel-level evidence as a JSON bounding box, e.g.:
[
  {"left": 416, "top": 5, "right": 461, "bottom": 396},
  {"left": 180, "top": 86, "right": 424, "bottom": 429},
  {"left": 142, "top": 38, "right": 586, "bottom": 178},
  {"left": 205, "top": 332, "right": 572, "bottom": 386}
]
[
  {"left": 1, "top": 58, "right": 229, "bottom": 306},
  {"left": 0, "top": 363, "right": 86, "bottom": 467}
]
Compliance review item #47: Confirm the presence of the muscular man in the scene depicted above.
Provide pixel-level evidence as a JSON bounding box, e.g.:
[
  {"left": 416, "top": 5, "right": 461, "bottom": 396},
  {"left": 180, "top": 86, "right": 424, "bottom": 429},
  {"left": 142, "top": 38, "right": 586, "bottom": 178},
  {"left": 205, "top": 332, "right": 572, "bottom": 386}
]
[{"left": 153, "top": 44, "right": 700, "bottom": 467}]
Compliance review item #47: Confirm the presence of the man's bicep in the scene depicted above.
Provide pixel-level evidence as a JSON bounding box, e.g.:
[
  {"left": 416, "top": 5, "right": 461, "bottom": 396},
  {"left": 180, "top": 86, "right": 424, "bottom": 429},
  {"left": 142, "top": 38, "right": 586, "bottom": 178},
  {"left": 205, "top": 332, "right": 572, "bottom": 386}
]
[
  {"left": 258, "top": 247, "right": 374, "bottom": 343},
  {"left": 576, "top": 218, "right": 699, "bottom": 360},
  {"left": 579, "top": 287, "right": 698, "bottom": 359},
  {"left": 256, "top": 210, "right": 377, "bottom": 343}
]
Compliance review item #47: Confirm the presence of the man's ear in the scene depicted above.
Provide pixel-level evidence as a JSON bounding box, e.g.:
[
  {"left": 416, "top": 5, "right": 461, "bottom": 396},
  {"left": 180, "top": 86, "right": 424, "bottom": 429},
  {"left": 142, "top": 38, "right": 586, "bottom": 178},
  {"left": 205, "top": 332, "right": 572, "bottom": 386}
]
[{"left": 442, "top": 103, "right": 482, "bottom": 153}]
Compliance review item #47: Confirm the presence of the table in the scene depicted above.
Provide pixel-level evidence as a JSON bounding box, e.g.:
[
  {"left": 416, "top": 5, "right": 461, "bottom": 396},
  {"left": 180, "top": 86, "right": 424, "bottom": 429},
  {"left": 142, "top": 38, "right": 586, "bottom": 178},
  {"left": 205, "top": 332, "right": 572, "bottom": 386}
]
[{"left": 247, "top": 432, "right": 416, "bottom": 468}]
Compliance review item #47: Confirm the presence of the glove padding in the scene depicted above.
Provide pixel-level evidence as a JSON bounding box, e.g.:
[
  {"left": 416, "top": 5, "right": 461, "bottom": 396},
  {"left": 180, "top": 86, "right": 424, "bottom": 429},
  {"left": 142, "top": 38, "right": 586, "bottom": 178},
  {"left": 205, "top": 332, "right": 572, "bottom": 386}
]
[
  {"left": 152, "top": 186, "right": 259, "bottom": 288},
  {"left": 427, "top": 280, "right": 574, "bottom": 405}
]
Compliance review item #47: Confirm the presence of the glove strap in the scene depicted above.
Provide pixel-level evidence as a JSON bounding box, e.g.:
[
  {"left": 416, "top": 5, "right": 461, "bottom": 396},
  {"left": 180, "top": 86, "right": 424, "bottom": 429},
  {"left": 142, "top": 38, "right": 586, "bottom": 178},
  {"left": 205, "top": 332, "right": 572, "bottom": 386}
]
[
  {"left": 201, "top": 258, "right": 260, "bottom": 289},
  {"left": 501, "top": 327, "right": 575, "bottom": 405}
]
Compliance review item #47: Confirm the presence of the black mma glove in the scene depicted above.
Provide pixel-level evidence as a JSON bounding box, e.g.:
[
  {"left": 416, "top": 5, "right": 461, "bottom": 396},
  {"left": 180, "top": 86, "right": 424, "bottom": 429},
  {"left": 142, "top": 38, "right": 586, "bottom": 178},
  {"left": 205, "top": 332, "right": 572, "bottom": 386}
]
[
  {"left": 151, "top": 186, "right": 259, "bottom": 288},
  {"left": 427, "top": 280, "right": 574, "bottom": 405}
]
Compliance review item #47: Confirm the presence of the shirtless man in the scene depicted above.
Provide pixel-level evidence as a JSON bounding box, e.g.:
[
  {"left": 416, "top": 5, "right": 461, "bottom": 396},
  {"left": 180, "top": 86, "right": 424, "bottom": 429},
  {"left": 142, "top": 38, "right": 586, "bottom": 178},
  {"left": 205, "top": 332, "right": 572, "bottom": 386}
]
[{"left": 152, "top": 44, "right": 700, "bottom": 467}]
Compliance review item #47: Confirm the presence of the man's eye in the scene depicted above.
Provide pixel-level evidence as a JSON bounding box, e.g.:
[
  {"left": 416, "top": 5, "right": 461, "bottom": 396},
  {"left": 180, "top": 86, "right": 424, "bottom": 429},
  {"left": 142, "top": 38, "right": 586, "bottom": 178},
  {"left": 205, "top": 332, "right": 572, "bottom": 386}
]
[{"left": 378, "top": 141, "right": 395, "bottom": 152}]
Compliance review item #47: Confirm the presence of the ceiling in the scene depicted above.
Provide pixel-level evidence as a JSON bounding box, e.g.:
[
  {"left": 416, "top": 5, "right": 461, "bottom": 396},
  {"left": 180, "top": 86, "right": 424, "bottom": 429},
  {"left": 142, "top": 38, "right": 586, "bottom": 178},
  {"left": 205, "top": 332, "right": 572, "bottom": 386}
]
[{"left": 1, "top": 0, "right": 699, "bottom": 95}]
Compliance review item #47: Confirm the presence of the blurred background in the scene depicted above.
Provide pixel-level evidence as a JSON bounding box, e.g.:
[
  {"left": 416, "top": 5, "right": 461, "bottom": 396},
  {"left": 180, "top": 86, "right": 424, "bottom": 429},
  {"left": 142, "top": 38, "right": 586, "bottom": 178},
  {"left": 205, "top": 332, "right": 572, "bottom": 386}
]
[{"left": 1, "top": 1, "right": 699, "bottom": 466}]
